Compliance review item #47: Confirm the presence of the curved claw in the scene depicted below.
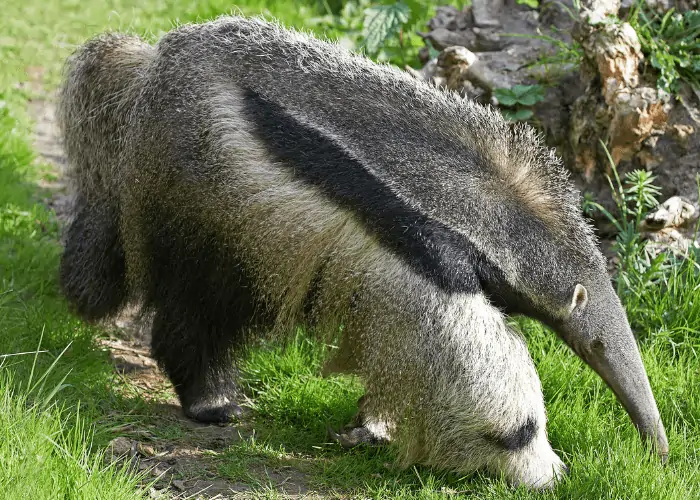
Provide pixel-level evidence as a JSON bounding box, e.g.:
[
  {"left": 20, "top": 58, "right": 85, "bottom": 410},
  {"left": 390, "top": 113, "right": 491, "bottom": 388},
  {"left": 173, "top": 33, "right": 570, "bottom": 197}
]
[{"left": 328, "top": 424, "right": 389, "bottom": 449}]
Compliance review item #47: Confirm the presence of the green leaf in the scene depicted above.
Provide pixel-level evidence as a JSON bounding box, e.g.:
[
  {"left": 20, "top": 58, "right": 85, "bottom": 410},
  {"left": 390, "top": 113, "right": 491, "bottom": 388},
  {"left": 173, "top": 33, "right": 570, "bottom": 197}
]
[
  {"left": 495, "top": 85, "right": 545, "bottom": 107},
  {"left": 511, "top": 109, "right": 534, "bottom": 121},
  {"left": 493, "top": 88, "right": 518, "bottom": 107},
  {"left": 520, "top": 85, "right": 544, "bottom": 106},
  {"left": 650, "top": 51, "right": 681, "bottom": 92},
  {"left": 362, "top": 2, "right": 411, "bottom": 55},
  {"left": 515, "top": 85, "right": 545, "bottom": 106},
  {"left": 516, "top": 0, "right": 539, "bottom": 8},
  {"left": 510, "top": 85, "right": 530, "bottom": 97},
  {"left": 402, "top": 0, "right": 431, "bottom": 28},
  {"left": 630, "top": 7, "right": 700, "bottom": 92},
  {"left": 427, "top": 42, "right": 440, "bottom": 60},
  {"left": 501, "top": 108, "right": 534, "bottom": 121}
]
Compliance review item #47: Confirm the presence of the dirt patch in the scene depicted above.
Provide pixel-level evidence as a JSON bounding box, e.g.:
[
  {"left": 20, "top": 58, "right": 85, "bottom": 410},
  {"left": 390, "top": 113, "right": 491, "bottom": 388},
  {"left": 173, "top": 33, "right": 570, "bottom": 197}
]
[{"left": 28, "top": 94, "right": 316, "bottom": 499}]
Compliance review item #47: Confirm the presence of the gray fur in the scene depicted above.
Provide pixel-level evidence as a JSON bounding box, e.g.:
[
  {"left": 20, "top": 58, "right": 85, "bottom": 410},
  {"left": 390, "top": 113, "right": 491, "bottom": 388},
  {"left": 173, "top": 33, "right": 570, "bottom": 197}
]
[{"left": 57, "top": 16, "right": 667, "bottom": 488}]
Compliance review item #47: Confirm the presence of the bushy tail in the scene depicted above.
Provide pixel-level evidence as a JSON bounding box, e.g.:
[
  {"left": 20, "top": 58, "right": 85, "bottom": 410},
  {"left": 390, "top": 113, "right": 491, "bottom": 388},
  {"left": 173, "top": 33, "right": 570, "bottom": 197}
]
[
  {"left": 57, "top": 33, "right": 153, "bottom": 198},
  {"left": 57, "top": 33, "right": 153, "bottom": 321}
]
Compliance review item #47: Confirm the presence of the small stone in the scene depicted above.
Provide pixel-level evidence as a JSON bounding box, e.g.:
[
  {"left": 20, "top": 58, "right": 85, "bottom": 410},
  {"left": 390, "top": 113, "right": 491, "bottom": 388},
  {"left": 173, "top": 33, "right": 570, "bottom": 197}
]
[
  {"left": 473, "top": 28, "right": 504, "bottom": 51},
  {"left": 137, "top": 443, "right": 157, "bottom": 457},
  {"left": 641, "top": 197, "right": 699, "bottom": 256},
  {"left": 107, "top": 437, "right": 135, "bottom": 460},
  {"left": 671, "top": 124, "right": 694, "bottom": 142},
  {"left": 644, "top": 197, "right": 696, "bottom": 230}
]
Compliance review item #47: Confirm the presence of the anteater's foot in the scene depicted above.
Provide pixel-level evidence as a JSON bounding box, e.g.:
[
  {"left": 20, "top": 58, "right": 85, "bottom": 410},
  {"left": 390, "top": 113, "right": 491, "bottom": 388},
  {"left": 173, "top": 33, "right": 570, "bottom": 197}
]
[
  {"left": 330, "top": 394, "right": 392, "bottom": 448},
  {"left": 183, "top": 396, "right": 250, "bottom": 424},
  {"left": 329, "top": 418, "right": 392, "bottom": 448}
]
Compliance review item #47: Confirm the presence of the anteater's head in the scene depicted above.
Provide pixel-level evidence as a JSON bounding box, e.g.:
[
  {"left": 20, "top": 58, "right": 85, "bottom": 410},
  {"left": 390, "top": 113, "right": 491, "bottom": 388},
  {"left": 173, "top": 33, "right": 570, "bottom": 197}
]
[
  {"left": 551, "top": 275, "right": 668, "bottom": 462},
  {"left": 524, "top": 268, "right": 669, "bottom": 463},
  {"left": 475, "top": 122, "right": 669, "bottom": 463}
]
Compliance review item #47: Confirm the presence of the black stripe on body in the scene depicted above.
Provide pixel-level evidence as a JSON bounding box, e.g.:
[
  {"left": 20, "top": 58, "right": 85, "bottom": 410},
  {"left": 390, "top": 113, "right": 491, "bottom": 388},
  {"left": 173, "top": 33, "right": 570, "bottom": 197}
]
[{"left": 241, "top": 89, "right": 505, "bottom": 294}]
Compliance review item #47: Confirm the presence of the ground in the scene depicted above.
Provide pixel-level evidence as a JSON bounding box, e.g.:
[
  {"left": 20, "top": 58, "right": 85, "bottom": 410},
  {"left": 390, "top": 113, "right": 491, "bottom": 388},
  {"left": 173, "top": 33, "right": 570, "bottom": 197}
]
[{"left": 1, "top": 1, "right": 700, "bottom": 499}]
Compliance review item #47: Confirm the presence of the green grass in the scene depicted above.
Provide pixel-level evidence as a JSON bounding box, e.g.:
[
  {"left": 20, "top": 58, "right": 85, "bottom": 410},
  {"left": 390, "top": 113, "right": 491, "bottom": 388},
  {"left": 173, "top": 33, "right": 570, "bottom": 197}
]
[
  {"left": 0, "top": 369, "right": 150, "bottom": 499},
  {"left": 1, "top": 0, "right": 700, "bottom": 498}
]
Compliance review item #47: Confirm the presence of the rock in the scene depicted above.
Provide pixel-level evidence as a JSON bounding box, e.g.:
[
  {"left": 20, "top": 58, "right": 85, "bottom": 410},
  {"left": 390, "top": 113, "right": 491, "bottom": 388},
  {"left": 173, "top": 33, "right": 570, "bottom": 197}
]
[
  {"left": 568, "top": 5, "right": 685, "bottom": 214},
  {"left": 436, "top": 46, "right": 478, "bottom": 93},
  {"left": 643, "top": 196, "right": 697, "bottom": 230},
  {"left": 472, "top": 27, "right": 505, "bottom": 51},
  {"left": 566, "top": 2, "right": 699, "bottom": 212},
  {"left": 607, "top": 86, "right": 671, "bottom": 165},
  {"left": 571, "top": 19, "right": 648, "bottom": 176},
  {"left": 408, "top": 46, "right": 522, "bottom": 102},
  {"left": 472, "top": 0, "right": 504, "bottom": 28},
  {"left": 415, "top": 0, "right": 700, "bottom": 223},
  {"left": 670, "top": 124, "right": 695, "bottom": 144},
  {"left": 639, "top": 197, "right": 699, "bottom": 256},
  {"left": 419, "top": 2, "right": 543, "bottom": 53},
  {"left": 643, "top": 226, "right": 700, "bottom": 257},
  {"left": 539, "top": 0, "right": 577, "bottom": 30},
  {"left": 419, "top": 27, "right": 478, "bottom": 52},
  {"left": 137, "top": 442, "right": 158, "bottom": 457},
  {"left": 426, "top": 5, "right": 470, "bottom": 32},
  {"left": 648, "top": 84, "right": 700, "bottom": 205},
  {"left": 436, "top": 46, "right": 495, "bottom": 95},
  {"left": 644, "top": 228, "right": 698, "bottom": 256},
  {"left": 592, "top": 23, "right": 643, "bottom": 98},
  {"left": 171, "top": 479, "right": 187, "bottom": 492},
  {"left": 577, "top": 0, "right": 621, "bottom": 24},
  {"left": 107, "top": 437, "right": 138, "bottom": 464}
]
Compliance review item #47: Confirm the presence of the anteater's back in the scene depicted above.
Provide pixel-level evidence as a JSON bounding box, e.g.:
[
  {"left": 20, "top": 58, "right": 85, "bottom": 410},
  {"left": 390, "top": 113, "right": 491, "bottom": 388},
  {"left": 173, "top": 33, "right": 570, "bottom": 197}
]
[
  {"left": 110, "top": 16, "right": 599, "bottom": 304},
  {"left": 139, "top": 16, "right": 582, "bottom": 243}
]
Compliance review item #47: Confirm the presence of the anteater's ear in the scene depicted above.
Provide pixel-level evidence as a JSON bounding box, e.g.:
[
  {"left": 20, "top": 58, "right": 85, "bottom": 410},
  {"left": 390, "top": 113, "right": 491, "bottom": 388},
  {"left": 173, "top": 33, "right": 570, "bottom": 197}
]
[{"left": 569, "top": 284, "right": 588, "bottom": 314}]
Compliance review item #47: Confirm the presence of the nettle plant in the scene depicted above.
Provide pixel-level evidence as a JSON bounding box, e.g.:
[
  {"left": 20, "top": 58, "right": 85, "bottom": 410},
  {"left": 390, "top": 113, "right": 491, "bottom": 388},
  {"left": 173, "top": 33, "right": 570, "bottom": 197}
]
[
  {"left": 308, "top": 0, "right": 434, "bottom": 66},
  {"left": 493, "top": 84, "right": 546, "bottom": 121}
]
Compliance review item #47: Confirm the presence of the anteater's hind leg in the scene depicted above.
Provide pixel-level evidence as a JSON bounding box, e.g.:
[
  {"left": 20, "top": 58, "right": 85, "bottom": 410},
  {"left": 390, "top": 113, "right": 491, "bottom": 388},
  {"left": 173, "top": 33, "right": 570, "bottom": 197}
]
[
  {"left": 146, "top": 217, "right": 259, "bottom": 423},
  {"left": 151, "top": 308, "right": 247, "bottom": 423},
  {"left": 60, "top": 197, "right": 127, "bottom": 321}
]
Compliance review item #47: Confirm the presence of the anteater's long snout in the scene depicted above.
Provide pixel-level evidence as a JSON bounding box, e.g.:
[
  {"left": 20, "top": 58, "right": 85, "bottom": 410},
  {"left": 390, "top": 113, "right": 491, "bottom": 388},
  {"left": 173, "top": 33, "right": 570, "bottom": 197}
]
[
  {"left": 559, "top": 282, "right": 668, "bottom": 462},
  {"left": 584, "top": 335, "right": 669, "bottom": 461}
]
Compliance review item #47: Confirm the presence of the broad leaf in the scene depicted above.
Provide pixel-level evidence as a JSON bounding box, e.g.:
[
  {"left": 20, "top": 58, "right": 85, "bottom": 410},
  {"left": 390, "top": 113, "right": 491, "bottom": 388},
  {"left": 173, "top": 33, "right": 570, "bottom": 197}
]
[
  {"left": 493, "top": 88, "right": 519, "bottom": 107},
  {"left": 511, "top": 84, "right": 545, "bottom": 106},
  {"left": 502, "top": 108, "right": 534, "bottom": 121},
  {"left": 362, "top": 2, "right": 411, "bottom": 55}
]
